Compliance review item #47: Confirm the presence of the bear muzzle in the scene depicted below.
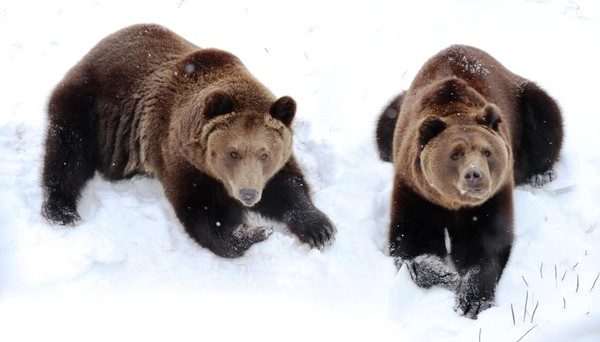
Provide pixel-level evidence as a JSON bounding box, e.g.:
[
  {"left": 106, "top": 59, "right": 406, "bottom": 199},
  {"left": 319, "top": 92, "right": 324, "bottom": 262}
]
[
  {"left": 464, "top": 167, "right": 484, "bottom": 188},
  {"left": 239, "top": 188, "right": 261, "bottom": 207},
  {"left": 458, "top": 167, "right": 491, "bottom": 201},
  {"left": 456, "top": 160, "right": 493, "bottom": 202}
]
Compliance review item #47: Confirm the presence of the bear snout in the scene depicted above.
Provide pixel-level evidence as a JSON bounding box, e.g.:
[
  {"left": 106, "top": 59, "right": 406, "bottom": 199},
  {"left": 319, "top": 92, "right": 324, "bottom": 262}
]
[
  {"left": 239, "top": 188, "right": 260, "bottom": 207},
  {"left": 464, "top": 167, "right": 484, "bottom": 188}
]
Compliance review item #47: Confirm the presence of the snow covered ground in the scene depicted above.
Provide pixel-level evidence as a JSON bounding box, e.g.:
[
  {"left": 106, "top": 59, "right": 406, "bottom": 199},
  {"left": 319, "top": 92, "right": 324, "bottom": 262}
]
[{"left": 1, "top": 0, "right": 599, "bottom": 340}]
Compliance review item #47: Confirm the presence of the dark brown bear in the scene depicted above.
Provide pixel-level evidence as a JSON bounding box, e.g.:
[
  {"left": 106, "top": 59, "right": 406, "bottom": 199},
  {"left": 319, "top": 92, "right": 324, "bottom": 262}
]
[
  {"left": 41, "top": 24, "right": 336, "bottom": 258},
  {"left": 375, "top": 45, "right": 563, "bottom": 318}
]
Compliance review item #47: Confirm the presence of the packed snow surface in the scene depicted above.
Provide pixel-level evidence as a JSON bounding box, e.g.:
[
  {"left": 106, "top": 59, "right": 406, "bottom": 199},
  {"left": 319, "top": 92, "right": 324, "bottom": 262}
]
[{"left": 1, "top": 0, "right": 599, "bottom": 341}]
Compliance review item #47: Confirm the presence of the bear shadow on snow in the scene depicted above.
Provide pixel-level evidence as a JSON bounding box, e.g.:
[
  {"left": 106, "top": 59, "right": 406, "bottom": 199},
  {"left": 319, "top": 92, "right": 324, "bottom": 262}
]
[
  {"left": 41, "top": 24, "right": 336, "bottom": 258},
  {"left": 375, "top": 44, "right": 563, "bottom": 319}
]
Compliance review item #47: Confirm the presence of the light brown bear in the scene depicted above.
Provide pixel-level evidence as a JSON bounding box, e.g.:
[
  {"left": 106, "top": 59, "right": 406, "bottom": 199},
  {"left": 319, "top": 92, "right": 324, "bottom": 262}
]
[
  {"left": 375, "top": 45, "right": 563, "bottom": 318},
  {"left": 41, "top": 24, "right": 336, "bottom": 258}
]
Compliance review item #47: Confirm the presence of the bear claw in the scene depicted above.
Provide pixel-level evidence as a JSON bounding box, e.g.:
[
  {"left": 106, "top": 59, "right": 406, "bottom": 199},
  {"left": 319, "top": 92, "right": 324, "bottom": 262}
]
[
  {"left": 298, "top": 221, "right": 336, "bottom": 250},
  {"left": 287, "top": 208, "right": 336, "bottom": 250}
]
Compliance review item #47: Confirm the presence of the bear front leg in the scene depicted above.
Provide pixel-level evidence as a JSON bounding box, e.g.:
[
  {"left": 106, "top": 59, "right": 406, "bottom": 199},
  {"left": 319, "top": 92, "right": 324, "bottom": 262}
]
[
  {"left": 389, "top": 182, "right": 459, "bottom": 290},
  {"left": 453, "top": 266, "right": 497, "bottom": 319},
  {"left": 452, "top": 246, "right": 512, "bottom": 319},
  {"left": 453, "top": 248, "right": 511, "bottom": 319},
  {"left": 163, "top": 171, "right": 272, "bottom": 258},
  {"left": 183, "top": 196, "right": 273, "bottom": 258},
  {"left": 254, "top": 160, "right": 336, "bottom": 249},
  {"left": 449, "top": 188, "right": 514, "bottom": 319}
]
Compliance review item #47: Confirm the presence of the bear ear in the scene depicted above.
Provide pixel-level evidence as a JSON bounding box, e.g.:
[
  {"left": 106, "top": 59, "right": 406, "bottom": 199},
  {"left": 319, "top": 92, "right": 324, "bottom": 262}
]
[
  {"left": 202, "top": 91, "right": 235, "bottom": 119},
  {"left": 419, "top": 116, "right": 447, "bottom": 149},
  {"left": 478, "top": 104, "right": 502, "bottom": 131},
  {"left": 270, "top": 96, "right": 296, "bottom": 126},
  {"left": 180, "top": 49, "right": 239, "bottom": 78}
]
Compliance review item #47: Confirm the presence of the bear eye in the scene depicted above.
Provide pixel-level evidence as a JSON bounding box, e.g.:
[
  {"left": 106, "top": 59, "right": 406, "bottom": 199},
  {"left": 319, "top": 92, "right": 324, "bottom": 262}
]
[
  {"left": 260, "top": 153, "right": 269, "bottom": 161},
  {"left": 451, "top": 152, "right": 461, "bottom": 161},
  {"left": 484, "top": 150, "right": 492, "bottom": 157},
  {"left": 229, "top": 151, "right": 241, "bottom": 160}
]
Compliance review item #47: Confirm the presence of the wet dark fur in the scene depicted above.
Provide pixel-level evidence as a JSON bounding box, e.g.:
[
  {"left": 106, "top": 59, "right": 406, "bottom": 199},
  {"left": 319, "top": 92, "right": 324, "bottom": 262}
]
[{"left": 375, "top": 45, "right": 563, "bottom": 318}]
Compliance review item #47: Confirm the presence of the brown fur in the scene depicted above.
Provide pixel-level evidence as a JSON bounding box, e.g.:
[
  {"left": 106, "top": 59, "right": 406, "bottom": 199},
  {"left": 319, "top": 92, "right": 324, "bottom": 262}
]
[
  {"left": 376, "top": 44, "right": 563, "bottom": 318},
  {"left": 41, "top": 24, "right": 335, "bottom": 257}
]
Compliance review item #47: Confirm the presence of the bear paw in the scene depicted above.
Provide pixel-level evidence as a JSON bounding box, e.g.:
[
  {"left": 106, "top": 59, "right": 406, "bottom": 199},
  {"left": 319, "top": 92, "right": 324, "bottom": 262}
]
[
  {"left": 454, "top": 268, "right": 494, "bottom": 319},
  {"left": 220, "top": 224, "right": 273, "bottom": 258},
  {"left": 401, "top": 254, "right": 460, "bottom": 290},
  {"left": 233, "top": 224, "right": 273, "bottom": 242},
  {"left": 41, "top": 198, "right": 81, "bottom": 226},
  {"left": 289, "top": 209, "right": 336, "bottom": 250},
  {"left": 527, "top": 170, "right": 556, "bottom": 187},
  {"left": 454, "top": 295, "right": 493, "bottom": 320}
]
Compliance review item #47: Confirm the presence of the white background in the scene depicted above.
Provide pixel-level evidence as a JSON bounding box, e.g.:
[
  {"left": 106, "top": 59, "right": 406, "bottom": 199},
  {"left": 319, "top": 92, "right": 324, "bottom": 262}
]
[{"left": 1, "top": 0, "right": 599, "bottom": 340}]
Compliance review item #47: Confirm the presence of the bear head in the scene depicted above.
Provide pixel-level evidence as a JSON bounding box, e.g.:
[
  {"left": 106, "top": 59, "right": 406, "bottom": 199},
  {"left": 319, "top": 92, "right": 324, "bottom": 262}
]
[
  {"left": 416, "top": 103, "right": 512, "bottom": 210},
  {"left": 177, "top": 88, "right": 296, "bottom": 207}
]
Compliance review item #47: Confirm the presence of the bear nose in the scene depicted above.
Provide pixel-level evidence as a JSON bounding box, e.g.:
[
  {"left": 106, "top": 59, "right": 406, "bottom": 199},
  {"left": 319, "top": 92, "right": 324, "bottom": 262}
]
[
  {"left": 464, "top": 167, "right": 484, "bottom": 187},
  {"left": 239, "top": 188, "right": 259, "bottom": 205}
]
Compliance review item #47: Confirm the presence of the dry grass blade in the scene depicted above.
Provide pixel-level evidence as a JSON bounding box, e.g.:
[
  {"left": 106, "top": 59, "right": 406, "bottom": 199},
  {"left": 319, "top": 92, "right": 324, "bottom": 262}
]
[
  {"left": 591, "top": 272, "right": 600, "bottom": 292},
  {"left": 516, "top": 325, "right": 537, "bottom": 342},
  {"left": 511, "top": 303, "right": 516, "bottom": 326},
  {"left": 523, "top": 291, "right": 529, "bottom": 323},
  {"left": 521, "top": 275, "right": 529, "bottom": 287},
  {"left": 530, "top": 301, "right": 539, "bottom": 323}
]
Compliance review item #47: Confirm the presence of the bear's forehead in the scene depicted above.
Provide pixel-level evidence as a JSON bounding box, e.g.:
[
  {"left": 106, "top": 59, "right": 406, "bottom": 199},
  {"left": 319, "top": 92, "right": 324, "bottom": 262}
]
[
  {"left": 231, "top": 113, "right": 283, "bottom": 131},
  {"left": 202, "top": 111, "right": 290, "bottom": 151},
  {"left": 443, "top": 111, "right": 480, "bottom": 123},
  {"left": 210, "top": 114, "right": 286, "bottom": 142},
  {"left": 440, "top": 125, "right": 497, "bottom": 145}
]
